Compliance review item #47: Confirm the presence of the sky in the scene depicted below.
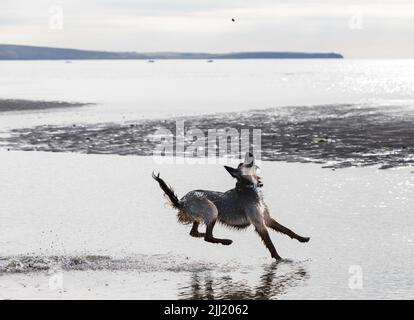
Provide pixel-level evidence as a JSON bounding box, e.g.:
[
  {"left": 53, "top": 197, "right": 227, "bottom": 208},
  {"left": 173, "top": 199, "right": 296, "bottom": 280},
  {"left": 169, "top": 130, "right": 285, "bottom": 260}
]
[{"left": 0, "top": 0, "right": 413, "bottom": 58}]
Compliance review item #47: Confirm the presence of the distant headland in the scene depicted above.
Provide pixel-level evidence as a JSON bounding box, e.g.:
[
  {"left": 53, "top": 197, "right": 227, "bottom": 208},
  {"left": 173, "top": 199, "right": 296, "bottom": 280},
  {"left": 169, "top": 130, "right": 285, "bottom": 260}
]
[{"left": 0, "top": 44, "right": 343, "bottom": 60}]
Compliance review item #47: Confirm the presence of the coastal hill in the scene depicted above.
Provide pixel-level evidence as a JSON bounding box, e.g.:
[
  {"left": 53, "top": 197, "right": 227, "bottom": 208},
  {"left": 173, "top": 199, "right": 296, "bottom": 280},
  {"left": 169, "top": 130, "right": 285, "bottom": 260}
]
[{"left": 0, "top": 44, "right": 343, "bottom": 60}]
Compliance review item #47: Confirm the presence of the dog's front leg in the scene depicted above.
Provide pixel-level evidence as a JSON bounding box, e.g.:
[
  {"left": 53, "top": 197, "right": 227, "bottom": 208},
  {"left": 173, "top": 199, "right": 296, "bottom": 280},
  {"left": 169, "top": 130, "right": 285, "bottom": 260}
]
[{"left": 255, "top": 225, "right": 282, "bottom": 260}]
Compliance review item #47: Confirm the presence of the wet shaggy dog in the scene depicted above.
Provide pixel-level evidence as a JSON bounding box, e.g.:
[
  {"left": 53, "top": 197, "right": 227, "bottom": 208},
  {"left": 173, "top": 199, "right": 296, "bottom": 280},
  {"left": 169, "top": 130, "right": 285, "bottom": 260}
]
[{"left": 152, "top": 153, "right": 310, "bottom": 260}]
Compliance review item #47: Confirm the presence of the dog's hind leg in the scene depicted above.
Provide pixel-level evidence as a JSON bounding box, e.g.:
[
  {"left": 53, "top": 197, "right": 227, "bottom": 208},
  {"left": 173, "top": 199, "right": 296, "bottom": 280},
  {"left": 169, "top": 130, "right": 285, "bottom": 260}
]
[
  {"left": 265, "top": 217, "right": 310, "bottom": 243},
  {"left": 205, "top": 221, "right": 233, "bottom": 246},
  {"left": 182, "top": 196, "right": 232, "bottom": 245},
  {"left": 190, "top": 222, "right": 205, "bottom": 238},
  {"left": 255, "top": 224, "right": 282, "bottom": 260}
]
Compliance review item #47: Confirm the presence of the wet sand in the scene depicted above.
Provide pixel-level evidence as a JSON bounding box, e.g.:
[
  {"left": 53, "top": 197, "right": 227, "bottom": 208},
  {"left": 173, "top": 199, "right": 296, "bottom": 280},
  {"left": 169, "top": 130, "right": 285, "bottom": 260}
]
[
  {"left": 2, "top": 104, "right": 413, "bottom": 169},
  {"left": 0, "top": 99, "right": 90, "bottom": 113}
]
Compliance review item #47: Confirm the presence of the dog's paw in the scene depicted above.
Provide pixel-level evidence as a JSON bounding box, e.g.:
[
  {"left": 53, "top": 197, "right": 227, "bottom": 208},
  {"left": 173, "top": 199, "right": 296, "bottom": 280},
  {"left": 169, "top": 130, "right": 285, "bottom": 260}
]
[
  {"left": 221, "top": 239, "right": 233, "bottom": 246},
  {"left": 299, "top": 237, "right": 310, "bottom": 243}
]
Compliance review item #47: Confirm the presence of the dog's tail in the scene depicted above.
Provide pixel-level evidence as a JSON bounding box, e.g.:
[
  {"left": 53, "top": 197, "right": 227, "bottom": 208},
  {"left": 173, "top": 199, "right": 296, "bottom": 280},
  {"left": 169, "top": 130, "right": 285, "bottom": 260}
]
[{"left": 152, "top": 171, "right": 181, "bottom": 210}]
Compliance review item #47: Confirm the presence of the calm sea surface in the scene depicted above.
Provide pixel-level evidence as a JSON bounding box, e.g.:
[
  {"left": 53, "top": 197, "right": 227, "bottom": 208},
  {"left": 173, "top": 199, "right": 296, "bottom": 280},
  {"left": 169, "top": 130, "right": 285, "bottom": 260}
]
[{"left": 1, "top": 59, "right": 414, "bottom": 128}]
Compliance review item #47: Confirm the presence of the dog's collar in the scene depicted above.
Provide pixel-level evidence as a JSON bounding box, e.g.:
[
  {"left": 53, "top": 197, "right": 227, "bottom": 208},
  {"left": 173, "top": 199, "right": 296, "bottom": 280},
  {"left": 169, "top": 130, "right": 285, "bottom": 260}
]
[{"left": 236, "top": 182, "right": 261, "bottom": 191}]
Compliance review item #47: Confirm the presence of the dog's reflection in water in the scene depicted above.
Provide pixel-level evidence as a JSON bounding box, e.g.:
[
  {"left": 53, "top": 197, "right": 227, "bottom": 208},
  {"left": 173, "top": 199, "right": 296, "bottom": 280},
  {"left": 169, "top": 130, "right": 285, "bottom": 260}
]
[{"left": 178, "top": 261, "right": 309, "bottom": 300}]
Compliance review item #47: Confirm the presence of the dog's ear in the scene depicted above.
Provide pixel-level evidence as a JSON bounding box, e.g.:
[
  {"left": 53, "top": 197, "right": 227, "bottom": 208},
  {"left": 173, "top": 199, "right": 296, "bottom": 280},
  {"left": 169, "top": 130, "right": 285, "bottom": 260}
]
[{"left": 224, "top": 166, "right": 239, "bottom": 179}]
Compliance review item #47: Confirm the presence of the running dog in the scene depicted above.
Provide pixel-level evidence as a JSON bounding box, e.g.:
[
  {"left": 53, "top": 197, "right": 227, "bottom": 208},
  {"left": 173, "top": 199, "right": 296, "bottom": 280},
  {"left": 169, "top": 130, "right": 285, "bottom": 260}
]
[{"left": 152, "top": 152, "right": 310, "bottom": 260}]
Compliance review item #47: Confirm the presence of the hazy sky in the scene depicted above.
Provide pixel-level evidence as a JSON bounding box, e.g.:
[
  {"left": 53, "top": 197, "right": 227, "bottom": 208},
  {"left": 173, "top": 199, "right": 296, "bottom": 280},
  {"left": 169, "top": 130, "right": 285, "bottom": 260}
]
[{"left": 1, "top": 0, "right": 413, "bottom": 58}]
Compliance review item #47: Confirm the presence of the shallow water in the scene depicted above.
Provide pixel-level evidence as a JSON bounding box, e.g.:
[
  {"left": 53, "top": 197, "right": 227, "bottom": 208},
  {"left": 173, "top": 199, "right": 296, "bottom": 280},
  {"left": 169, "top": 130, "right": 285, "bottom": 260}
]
[
  {"left": 0, "top": 152, "right": 413, "bottom": 299},
  {"left": 0, "top": 254, "right": 309, "bottom": 299}
]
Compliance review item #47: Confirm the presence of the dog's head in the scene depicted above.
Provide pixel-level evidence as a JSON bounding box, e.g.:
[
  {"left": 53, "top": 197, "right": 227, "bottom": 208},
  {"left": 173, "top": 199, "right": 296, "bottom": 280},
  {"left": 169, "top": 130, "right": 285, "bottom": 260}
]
[{"left": 224, "top": 152, "right": 263, "bottom": 188}]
